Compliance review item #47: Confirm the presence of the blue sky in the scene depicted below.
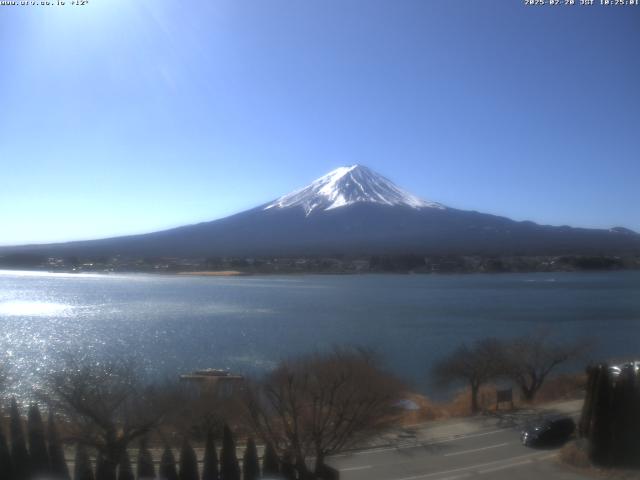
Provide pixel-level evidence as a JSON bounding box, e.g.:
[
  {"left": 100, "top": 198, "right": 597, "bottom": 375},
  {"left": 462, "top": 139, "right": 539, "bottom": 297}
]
[{"left": 1, "top": 0, "right": 638, "bottom": 245}]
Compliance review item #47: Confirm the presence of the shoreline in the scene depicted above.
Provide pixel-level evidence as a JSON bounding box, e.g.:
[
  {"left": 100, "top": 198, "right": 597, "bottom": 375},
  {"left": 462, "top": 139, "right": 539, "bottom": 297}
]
[
  {"left": 176, "top": 270, "right": 249, "bottom": 277},
  {"left": 1, "top": 267, "right": 638, "bottom": 278}
]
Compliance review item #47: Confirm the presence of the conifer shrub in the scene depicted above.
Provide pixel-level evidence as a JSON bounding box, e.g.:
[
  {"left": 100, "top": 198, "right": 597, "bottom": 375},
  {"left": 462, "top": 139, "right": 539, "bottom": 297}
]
[
  {"left": 261, "top": 442, "right": 279, "bottom": 478},
  {"left": 10, "top": 398, "right": 31, "bottom": 480},
  {"left": 579, "top": 363, "right": 640, "bottom": 467},
  {"left": 28, "top": 404, "right": 50, "bottom": 477},
  {"left": 179, "top": 440, "right": 199, "bottom": 480},
  {"left": 95, "top": 453, "right": 109, "bottom": 480},
  {"left": 74, "top": 444, "right": 95, "bottom": 480},
  {"left": 280, "top": 452, "right": 296, "bottom": 480},
  {"left": 0, "top": 427, "right": 14, "bottom": 480},
  {"left": 117, "top": 450, "right": 135, "bottom": 480},
  {"left": 137, "top": 438, "right": 156, "bottom": 480},
  {"left": 48, "top": 411, "right": 71, "bottom": 480},
  {"left": 160, "top": 446, "right": 179, "bottom": 480},
  {"left": 242, "top": 438, "right": 259, "bottom": 480},
  {"left": 202, "top": 430, "right": 219, "bottom": 480},
  {"left": 220, "top": 425, "right": 240, "bottom": 480}
]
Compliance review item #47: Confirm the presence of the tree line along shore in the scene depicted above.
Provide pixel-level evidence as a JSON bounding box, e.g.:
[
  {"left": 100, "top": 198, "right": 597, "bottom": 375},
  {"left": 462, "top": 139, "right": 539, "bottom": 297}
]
[{"left": 1, "top": 252, "right": 639, "bottom": 275}]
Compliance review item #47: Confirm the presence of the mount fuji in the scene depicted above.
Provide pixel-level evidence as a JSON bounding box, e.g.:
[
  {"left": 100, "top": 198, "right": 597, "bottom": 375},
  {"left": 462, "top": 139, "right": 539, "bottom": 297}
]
[
  {"left": 264, "top": 165, "right": 444, "bottom": 215},
  {"left": 3, "top": 165, "right": 639, "bottom": 258}
]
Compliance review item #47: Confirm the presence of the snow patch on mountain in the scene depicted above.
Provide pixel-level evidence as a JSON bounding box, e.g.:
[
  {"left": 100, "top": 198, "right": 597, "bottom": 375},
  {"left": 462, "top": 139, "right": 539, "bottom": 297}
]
[{"left": 264, "top": 165, "right": 445, "bottom": 216}]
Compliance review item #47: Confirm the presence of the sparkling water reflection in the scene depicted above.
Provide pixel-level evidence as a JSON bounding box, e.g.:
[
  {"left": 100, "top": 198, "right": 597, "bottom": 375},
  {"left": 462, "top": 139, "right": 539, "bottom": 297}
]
[
  {"left": 0, "top": 301, "right": 74, "bottom": 317},
  {"left": 0, "top": 269, "right": 639, "bottom": 399}
]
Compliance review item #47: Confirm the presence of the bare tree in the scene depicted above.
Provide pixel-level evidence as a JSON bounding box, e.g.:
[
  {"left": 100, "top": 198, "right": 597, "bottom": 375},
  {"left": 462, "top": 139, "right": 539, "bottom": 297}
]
[
  {"left": 432, "top": 338, "right": 505, "bottom": 414},
  {"left": 41, "top": 358, "right": 165, "bottom": 480},
  {"left": 503, "top": 332, "right": 586, "bottom": 402},
  {"left": 244, "top": 348, "right": 404, "bottom": 480}
]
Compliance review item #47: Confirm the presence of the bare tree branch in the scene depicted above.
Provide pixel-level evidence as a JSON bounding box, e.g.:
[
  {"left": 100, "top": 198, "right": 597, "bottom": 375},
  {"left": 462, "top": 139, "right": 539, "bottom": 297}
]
[
  {"left": 432, "top": 338, "right": 505, "bottom": 414},
  {"left": 503, "top": 331, "right": 587, "bottom": 402},
  {"left": 39, "top": 357, "right": 166, "bottom": 480},
  {"left": 244, "top": 348, "right": 404, "bottom": 479}
]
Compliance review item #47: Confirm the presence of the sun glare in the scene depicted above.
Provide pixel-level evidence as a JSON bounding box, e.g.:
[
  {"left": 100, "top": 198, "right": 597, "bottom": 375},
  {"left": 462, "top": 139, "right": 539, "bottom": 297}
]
[
  {"left": 0, "top": 300, "right": 72, "bottom": 317},
  {"left": 34, "top": 0, "right": 143, "bottom": 40}
]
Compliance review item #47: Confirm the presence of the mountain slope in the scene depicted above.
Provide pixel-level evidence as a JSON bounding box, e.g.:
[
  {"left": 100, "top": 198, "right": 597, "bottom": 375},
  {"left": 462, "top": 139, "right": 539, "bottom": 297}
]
[{"left": 2, "top": 165, "right": 639, "bottom": 258}]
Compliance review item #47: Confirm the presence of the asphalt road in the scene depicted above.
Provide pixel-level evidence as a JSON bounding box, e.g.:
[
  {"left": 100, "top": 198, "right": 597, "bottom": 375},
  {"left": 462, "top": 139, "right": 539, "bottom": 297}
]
[{"left": 328, "top": 408, "right": 591, "bottom": 480}]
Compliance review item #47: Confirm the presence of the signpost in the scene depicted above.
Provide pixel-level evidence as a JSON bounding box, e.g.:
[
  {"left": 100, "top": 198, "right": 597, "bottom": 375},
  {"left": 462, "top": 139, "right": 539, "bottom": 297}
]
[{"left": 496, "top": 388, "right": 514, "bottom": 410}]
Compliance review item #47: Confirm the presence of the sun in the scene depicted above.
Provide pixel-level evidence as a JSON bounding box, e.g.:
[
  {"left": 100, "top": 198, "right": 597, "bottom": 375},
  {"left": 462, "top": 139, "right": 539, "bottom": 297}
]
[{"left": 33, "top": 0, "right": 146, "bottom": 39}]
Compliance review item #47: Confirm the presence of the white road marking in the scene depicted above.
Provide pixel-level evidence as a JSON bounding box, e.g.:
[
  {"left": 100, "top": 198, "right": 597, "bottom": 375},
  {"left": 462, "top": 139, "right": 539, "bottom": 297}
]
[
  {"left": 437, "top": 473, "right": 472, "bottom": 480},
  {"left": 434, "top": 429, "right": 506, "bottom": 444},
  {"left": 341, "top": 465, "right": 372, "bottom": 472},
  {"left": 392, "top": 451, "right": 553, "bottom": 480},
  {"left": 478, "top": 459, "right": 533, "bottom": 474},
  {"left": 443, "top": 442, "right": 509, "bottom": 457},
  {"left": 478, "top": 453, "right": 557, "bottom": 474},
  {"left": 334, "top": 428, "right": 508, "bottom": 458}
]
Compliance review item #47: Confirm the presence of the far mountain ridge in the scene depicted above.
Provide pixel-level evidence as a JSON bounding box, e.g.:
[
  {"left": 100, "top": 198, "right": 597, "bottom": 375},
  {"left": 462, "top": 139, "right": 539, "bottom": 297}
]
[{"left": 1, "top": 165, "right": 639, "bottom": 258}]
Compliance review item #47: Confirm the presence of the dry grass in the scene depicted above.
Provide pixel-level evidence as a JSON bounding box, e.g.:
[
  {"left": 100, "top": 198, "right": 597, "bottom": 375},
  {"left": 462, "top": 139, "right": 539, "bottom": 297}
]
[
  {"left": 396, "top": 393, "right": 444, "bottom": 425},
  {"left": 560, "top": 441, "right": 640, "bottom": 480},
  {"left": 533, "top": 373, "right": 587, "bottom": 404},
  {"left": 398, "top": 385, "right": 509, "bottom": 425},
  {"left": 560, "top": 441, "right": 591, "bottom": 469},
  {"left": 397, "top": 373, "right": 587, "bottom": 426},
  {"left": 445, "top": 385, "right": 499, "bottom": 417}
]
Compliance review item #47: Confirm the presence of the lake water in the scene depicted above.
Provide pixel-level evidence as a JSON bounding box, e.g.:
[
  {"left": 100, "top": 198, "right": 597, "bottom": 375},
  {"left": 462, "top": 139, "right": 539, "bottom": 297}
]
[{"left": 1, "top": 270, "right": 639, "bottom": 398}]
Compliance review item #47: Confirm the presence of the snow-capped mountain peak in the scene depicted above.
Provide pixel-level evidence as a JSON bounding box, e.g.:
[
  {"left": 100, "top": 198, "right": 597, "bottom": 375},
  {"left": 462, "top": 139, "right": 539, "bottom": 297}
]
[{"left": 264, "top": 165, "right": 445, "bottom": 216}]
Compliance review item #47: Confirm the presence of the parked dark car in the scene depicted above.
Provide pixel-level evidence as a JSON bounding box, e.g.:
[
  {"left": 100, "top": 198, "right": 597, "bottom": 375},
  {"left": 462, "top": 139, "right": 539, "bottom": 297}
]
[{"left": 521, "top": 416, "right": 575, "bottom": 447}]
